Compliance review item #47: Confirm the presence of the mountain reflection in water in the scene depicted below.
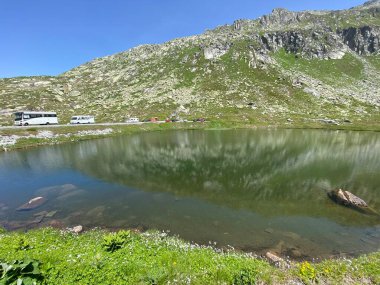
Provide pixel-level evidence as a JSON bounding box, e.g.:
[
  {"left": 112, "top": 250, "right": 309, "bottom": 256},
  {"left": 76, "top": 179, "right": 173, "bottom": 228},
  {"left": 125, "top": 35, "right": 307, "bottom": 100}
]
[{"left": 0, "top": 129, "right": 379, "bottom": 259}]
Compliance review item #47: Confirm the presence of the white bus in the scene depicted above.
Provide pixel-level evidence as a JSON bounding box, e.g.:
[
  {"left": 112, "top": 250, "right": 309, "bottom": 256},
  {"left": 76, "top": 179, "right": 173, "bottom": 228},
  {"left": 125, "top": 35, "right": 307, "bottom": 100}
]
[
  {"left": 14, "top": 111, "right": 58, "bottom": 126},
  {"left": 70, "top": 115, "right": 95, "bottom": 124}
]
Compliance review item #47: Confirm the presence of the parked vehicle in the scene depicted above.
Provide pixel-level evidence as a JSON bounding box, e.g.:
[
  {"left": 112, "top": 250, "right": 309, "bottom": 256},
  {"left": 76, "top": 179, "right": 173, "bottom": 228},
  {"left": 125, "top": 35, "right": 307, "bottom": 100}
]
[
  {"left": 125, "top": 117, "right": 140, "bottom": 123},
  {"left": 14, "top": 111, "right": 58, "bottom": 126},
  {"left": 70, "top": 115, "right": 95, "bottom": 124}
]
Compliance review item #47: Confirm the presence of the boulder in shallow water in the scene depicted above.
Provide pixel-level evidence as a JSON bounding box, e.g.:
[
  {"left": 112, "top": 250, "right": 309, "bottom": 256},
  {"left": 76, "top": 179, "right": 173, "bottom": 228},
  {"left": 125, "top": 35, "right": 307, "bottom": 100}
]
[
  {"left": 265, "top": 252, "right": 288, "bottom": 268},
  {"left": 327, "top": 189, "right": 379, "bottom": 215},
  {"left": 16, "top": 197, "right": 47, "bottom": 211},
  {"left": 68, "top": 225, "right": 83, "bottom": 234},
  {"left": 328, "top": 189, "right": 368, "bottom": 208}
]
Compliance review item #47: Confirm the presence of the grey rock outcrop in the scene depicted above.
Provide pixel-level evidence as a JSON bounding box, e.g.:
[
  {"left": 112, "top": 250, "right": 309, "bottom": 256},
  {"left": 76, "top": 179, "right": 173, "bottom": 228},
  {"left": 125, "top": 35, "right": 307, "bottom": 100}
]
[
  {"left": 259, "top": 8, "right": 307, "bottom": 28},
  {"left": 203, "top": 42, "right": 231, "bottom": 60},
  {"left": 339, "top": 26, "right": 380, "bottom": 55},
  {"left": 258, "top": 30, "right": 348, "bottom": 59},
  {"left": 359, "top": 0, "right": 380, "bottom": 9}
]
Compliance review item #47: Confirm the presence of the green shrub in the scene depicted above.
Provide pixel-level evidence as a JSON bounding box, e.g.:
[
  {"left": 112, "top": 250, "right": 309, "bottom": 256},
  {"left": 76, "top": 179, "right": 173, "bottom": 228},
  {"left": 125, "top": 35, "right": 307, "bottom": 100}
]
[
  {"left": 299, "top": 261, "right": 316, "bottom": 283},
  {"left": 233, "top": 269, "right": 256, "bottom": 285},
  {"left": 14, "top": 237, "right": 30, "bottom": 251},
  {"left": 102, "top": 230, "right": 131, "bottom": 252},
  {"left": 0, "top": 259, "right": 43, "bottom": 285}
]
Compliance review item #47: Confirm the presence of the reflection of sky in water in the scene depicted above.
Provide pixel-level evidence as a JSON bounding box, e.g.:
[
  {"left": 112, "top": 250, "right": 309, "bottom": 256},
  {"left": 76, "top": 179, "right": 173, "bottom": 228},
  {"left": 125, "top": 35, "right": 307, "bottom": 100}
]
[{"left": 0, "top": 129, "right": 379, "bottom": 259}]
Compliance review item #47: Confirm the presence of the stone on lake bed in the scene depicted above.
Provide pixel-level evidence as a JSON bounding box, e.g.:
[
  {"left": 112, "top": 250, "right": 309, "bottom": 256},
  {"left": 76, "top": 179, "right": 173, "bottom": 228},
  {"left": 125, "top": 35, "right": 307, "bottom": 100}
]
[
  {"left": 33, "top": 211, "right": 48, "bottom": 217},
  {"left": 33, "top": 210, "right": 57, "bottom": 218},
  {"left": 56, "top": 189, "right": 87, "bottom": 201},
  {"left": 289, "top": 248, "right": 302, "bottom": 258},
  {"left": 16, "top": 197, "right": 47, "bottom": 211},
  {"left": 36, "top": 184, "right": 77, "bottom": 197},
  {"left": 47, "top": 219, "right": 64, "bottom": 228},
  {"left": 264, "top": 228, "right": 274, "bottom": 234},
  {"left": 282, "top": 231, "right": 301, "bottom": 240},
  {"left": 87, "top": 205, "right": 106, "bottom": 218},
  {"left": 360, "top": 237, "right": 378, "bottom": 245},
  {"left": 46, "top": 210, "right": 58, "bottom": 218},
  {"left": 32, "top": 215, "right": 44, "bottom": 224},
  {"left": 0, "top": 202, "right": 9, "bottom": 211}
]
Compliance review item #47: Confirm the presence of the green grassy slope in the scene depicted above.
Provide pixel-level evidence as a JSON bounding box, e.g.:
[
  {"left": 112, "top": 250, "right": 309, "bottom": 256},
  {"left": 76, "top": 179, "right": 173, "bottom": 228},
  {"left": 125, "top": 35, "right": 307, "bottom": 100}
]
[{"left": 0, "top": 228, "right": 379, "bottom": 284}]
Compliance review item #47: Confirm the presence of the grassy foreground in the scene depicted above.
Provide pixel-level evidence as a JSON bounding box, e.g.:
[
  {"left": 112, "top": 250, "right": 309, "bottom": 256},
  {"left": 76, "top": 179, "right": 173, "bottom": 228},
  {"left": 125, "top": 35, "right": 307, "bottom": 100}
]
[{"left": 0, "top": 227, "right": 379, "bottom": 285}]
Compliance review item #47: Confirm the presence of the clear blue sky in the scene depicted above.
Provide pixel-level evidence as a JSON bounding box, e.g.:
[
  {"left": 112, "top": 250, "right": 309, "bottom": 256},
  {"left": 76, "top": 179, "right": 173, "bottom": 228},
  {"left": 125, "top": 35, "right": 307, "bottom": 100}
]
[{"left": 1, "top": 0, "right": 365, "bottom": 78}]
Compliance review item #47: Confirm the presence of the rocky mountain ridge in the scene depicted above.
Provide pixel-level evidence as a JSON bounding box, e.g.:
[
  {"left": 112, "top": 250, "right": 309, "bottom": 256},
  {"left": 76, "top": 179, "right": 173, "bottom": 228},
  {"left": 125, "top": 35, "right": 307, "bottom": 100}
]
[{"left": 1, "top": 1, "right": 379, "bottom": 125}]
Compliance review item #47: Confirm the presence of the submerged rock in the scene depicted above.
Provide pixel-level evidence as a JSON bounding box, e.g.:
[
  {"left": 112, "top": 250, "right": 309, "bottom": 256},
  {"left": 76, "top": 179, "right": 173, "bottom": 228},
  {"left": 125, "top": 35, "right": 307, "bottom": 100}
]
[
  {"left": 56, "top": 189, "right": 87, "bottom": 201},
  {"left": 87, "top": 205, "right": 106, "bottom": 218},
  {"left": 36, "top": 184, "right": 79, "bottom": 198},
  {"left": 33, "top": 211, "right": 48, "bottom": 217},
  {"left": 32, "top": 215, "right": 45, "bottom": 224},
  {"left": 0, "top": 202, "right": 8, "bottom": 212},
  {"left": 46, "top": 210, "right": 58, "bottom": 218},
  {"left": 288, "top": 248, "right": 303, "bottom": 259},
  {"left": 47, "top": 219, "right": 64, "bottom": 228},
  {"left": 16, "top": 197, "right": 47, "bottom": 211},
  {"left": 264, "top": 228, "right": 274, "bottom": 234}
]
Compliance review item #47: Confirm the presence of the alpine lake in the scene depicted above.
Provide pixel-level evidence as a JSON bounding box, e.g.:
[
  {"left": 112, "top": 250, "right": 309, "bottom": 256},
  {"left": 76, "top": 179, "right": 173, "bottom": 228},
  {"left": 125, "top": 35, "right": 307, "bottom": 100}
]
[{"left": 0, "top": 129, "right": 379, "bottom": 260}]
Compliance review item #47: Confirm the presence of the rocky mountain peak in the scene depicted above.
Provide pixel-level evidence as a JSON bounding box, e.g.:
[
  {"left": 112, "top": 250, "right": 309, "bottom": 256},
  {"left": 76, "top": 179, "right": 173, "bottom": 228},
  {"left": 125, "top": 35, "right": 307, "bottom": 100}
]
[
  {"left": 363, "top": 0, "right": 380, "bottom": 6},
  {"left": 356, "top": 0, "right": 380, "bottom": 9},
  {"left": 259, "top": 8, "right": 301, "bottom": 27}
]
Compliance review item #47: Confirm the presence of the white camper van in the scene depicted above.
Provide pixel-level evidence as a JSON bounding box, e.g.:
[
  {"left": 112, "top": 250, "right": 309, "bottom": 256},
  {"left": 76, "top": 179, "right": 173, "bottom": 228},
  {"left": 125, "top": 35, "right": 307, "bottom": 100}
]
[
  {"left": 125, "top": 117, "right": 140, "bottom": 124},
  {"left": 70, "top": 115, "right": 95, "bottom": 124}
]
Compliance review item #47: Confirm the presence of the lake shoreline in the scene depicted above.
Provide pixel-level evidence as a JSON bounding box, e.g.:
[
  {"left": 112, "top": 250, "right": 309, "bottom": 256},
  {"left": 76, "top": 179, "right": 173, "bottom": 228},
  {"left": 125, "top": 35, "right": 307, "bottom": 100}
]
[{"left": 1, "top": 120, "right": 380, "bottom": 153}]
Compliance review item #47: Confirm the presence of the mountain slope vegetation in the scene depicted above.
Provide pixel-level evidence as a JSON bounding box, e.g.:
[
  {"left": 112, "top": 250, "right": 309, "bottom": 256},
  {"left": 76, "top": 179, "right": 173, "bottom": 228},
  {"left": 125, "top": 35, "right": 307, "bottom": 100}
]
[{"left": 1, "top": 1, "right": 379, "bottom": 126}]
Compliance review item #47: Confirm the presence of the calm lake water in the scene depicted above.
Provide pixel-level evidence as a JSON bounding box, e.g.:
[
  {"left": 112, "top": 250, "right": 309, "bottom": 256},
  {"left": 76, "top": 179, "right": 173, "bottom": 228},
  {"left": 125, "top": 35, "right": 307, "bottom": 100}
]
[{"left": 0, "top": 129, "right": 379, "bottom": 259}]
